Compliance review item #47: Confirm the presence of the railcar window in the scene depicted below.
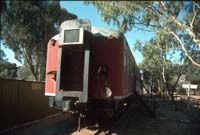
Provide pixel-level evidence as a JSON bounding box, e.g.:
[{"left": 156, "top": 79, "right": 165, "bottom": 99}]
[
  {"left": 124, "top": 50, "right": 127, "bottom": 70},
  {"left": 126, "top": 53, "right": 129, "bottom": 72},
  {"left": 134, "top": 64, "right": 136, "bottom": 75},
  {"left": 64, "top": 29, "right": 80, "bottom": 43},
  {"left": 126, "top": 59, "right": 127, "bottom": 72},
  {"left": 127, "top": 54, "right": 129, "bottom": 73},
  {"left": 130, "top": 63, "right": 131, "bottom": 74},
  {"left": 130, "top": 58, "right": 132, "bottom": 74},
  {"left": 131, "top": 61, "right": 133, "bottom": 75},
  {"left": 128, "top": 57, "right": 130, "bottom": 74},
  {"left": 133, "top": 64, "right": 134, "bottom": 75}
]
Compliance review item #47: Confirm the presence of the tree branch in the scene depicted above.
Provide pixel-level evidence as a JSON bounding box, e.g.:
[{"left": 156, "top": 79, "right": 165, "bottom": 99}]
[
  {"left": 190, "top": 1, "right": 197, "bottom": 29},
  {"left": 159, "top": 1, "right": 200, "bottom": 48},
  {"left": 194, "top": 2, "right": 200, "bottom": 9},
  {"left": 170, "top": 31, "right": 200, "bottom": 67},
  {"left": 173, "top": 73, "right": 182, "bottom": 88},
  {"left": 133, "top": 25, "right": 153, "bottom": 32},
  {"left": 162, "top": 67, "right": 167, "bottom": 83},
  {"left": 159, "top": 1, "right": 189, "bottom": 29},
  {"left": 134, "top": 22, "right": 162, "bottom": 29},
  {"left": 148, "top": 3, "right": 165, "bottom": 16},
  {"left": 153, "top": 45, "right": 182, "bottom": 51}
]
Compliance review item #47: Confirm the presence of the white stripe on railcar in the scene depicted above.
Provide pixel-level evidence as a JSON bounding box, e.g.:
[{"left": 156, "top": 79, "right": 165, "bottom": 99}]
[{"left": 45, "top": 93, "right": 56, "bottom": 96}]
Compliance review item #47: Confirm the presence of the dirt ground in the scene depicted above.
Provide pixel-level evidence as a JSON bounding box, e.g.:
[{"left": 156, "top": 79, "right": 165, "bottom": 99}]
[{"left": 70, "top": 97, "right": 200, "bottom": 135}]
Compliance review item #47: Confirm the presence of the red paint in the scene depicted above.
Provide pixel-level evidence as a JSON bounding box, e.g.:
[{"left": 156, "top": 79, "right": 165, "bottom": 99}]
[
  {"left": 45, "top": 34, "right": 137, "bottom": 100},
  {"left": 89, "top": 36, "right": 123, "bottom": 99},
  {"left": 45, "top": 39, "right": 59, "bottom": 95}
]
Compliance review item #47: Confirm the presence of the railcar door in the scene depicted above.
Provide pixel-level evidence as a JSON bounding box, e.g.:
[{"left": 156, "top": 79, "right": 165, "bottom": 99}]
[
  {"left": 59, "top": 47, "right": 84, "bottom": 91},
  {"left": 56, "top": 29, "right": 91, "bottom": 105}
]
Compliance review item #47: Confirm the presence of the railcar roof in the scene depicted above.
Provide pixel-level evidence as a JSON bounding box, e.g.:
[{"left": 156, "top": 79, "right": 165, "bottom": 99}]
[
  {"left": 60, "top": 19, "right": 123, "bottom": 38},
  {"left": 50, "top": 26, "right": 123, "bottom": 41},
  {"left": 91, "top": 26, "right": 122, "bottom": 38}
]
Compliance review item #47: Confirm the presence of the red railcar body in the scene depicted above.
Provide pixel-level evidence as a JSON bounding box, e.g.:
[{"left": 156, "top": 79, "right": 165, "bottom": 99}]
[
  {"left": 89, "top": 36, "right": 123, "bottom": 99},
  {"left": 45, "top": 19, "right": 141, "bottom": 117},
  {"left": 45, "top": 35, "right": 59, "bottom": 96}
]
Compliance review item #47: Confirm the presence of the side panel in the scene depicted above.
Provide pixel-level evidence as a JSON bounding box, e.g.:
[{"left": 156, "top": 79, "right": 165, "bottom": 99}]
[
  {"left": 122, "top": 40, "right": 137, "bottom": 97},
  {"left": 89, "top": 36, "right": 123, "bottom": 99},
  {"left": 45, "top": 38, "right": 59, "bottom": 96}
]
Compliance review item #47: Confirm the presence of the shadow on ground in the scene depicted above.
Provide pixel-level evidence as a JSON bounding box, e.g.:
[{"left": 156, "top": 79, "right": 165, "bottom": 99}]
[{"left": 70, "top": 96, "right": 200, "bottom": 135}]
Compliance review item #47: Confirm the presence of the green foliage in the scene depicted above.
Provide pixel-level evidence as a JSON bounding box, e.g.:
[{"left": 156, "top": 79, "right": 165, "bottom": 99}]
[
  {"left": 185, "top": 62, "right": 200, "bottom": 84},
  {"left": 0, "top": 49, "right": 18, "bottom": 79},
  {"left": 138, "top": 39, "right": 165, "bottom": 85},
  {"left": 138, "top": 37, "right": 190, "bottom": 95},
  {"left": 177, "top": 87, "right": 186, "bottom": 95},
  {"left": 1, "top": 1, "right": 77, "bottom": 81},
  {"left": 17, "top": 64, "right": 34, "bottom": 81},
  {"left": 85, "top": 1, "right": 145, "bottom": 33}
]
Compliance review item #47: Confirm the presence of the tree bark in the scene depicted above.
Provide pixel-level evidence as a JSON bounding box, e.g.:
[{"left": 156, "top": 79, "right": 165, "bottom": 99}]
[
  {"left": 23, "top": 47, "right": 38, "bottom": 81},
  {"left": 170, "top": 31, "right": 200, "bottom": 67},
  {"left": 165, "top": 84, "right": 179, "bottom": 111},
  {"left": 162, "top": 67, "right": 180, "bottom": 111}
]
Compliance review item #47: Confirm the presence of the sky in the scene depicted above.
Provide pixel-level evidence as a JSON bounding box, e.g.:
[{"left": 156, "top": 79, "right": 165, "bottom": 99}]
[{"left": 1, "top": 1, "right": 154, "bottom": 66}]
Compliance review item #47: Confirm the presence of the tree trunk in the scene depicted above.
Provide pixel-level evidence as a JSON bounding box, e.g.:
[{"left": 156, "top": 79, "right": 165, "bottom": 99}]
[
  {"left": 169, "top": 93, "right": 179, "bottom": 111},
  {"left": 157, "top": 79, "right": 161, "bottom": 95},
  {"left": 162, "top": 67, "right": 179, "bottom": 111},
  {"left": 166, "top": 84, "right": 179, "bottom": 111},
  {"left": 23, "top": 49, "right": 37, "bottom": 81}
]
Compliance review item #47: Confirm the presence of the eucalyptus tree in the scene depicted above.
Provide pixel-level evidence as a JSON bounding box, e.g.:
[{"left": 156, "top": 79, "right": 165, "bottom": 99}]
[
  {"left": 138, "top": 39, "right": 188, "bottom": 110},
  {"left": 17, "top": 63, "right": 34, "bottom": 81},
  {"left": 1, "top": 1, "right": 77, "bottom": 81},
  {"left": 0, "top": 49, "right": 18, "bottom": 79},
  {"left": 138, "top": 39, "right": 164, "bottom": 92},
  {"left": 85, "top": 1, "right": 200, "bottom": 67}
]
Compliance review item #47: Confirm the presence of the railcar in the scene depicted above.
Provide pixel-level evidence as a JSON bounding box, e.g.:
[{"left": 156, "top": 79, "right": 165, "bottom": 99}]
[{"left": 45, "top": 19, "right": 141, "bottom": 119}]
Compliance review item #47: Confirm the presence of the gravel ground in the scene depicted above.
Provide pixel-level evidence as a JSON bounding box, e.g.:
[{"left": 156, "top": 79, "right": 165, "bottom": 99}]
[{"left": 70, "top": 97, "right": 200, "bottom": 135}]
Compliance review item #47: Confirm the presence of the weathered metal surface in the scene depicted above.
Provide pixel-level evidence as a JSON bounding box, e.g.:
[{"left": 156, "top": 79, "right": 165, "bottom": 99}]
[{"left": 82, "top": 50, "right": 90, "bottom": 103}]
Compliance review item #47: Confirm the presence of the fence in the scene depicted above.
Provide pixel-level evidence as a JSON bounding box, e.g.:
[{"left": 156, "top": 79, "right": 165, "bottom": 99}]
[
  {"left": 0, "top": 78, "right": 59, "bottom": 130},
  {"left": 174, "top": 95, "right": 200, "bottom": 112}
]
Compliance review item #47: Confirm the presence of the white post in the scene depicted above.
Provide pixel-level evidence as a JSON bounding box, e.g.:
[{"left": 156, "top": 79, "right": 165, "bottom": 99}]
[
  {"left": 187, "top": 83, "right": 190, "bottom": 111},
  {"left": 187, "top": 84, "right": 190, "bottom": 97}
]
